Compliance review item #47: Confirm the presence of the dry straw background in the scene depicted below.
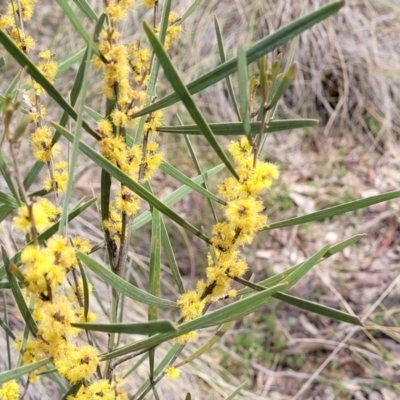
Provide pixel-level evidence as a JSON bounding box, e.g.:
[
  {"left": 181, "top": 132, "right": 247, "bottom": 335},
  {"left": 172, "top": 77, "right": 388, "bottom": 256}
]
[{"left": 1, "top": 0, "right": 400, "bottom": 399}]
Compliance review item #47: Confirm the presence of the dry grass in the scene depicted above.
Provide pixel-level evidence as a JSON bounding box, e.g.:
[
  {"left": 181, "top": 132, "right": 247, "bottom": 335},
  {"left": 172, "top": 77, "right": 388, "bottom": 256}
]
[{"left": 1, "top": 0, "right": 400, "bottom": 399}]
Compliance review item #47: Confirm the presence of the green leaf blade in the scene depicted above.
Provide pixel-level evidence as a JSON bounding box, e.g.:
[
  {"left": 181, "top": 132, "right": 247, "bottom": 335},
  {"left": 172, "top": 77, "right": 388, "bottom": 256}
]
[
  {"left": 72, "top": 320, "right": 177, "bottom": 335},
  {"left": 133, "top": 1, "right": 345, "bottom": 117},
  {"left": 55, "top": 123, "right": 211, "bottom": 243},
  {"left": 77, "top": 252, "right": 177, "bottom": 309},
  {"left": 142, "top": 21, "right": 239, "bottom": 180},
  {"left": 157, "top": 119, "right": 318, "bottom": 135}
]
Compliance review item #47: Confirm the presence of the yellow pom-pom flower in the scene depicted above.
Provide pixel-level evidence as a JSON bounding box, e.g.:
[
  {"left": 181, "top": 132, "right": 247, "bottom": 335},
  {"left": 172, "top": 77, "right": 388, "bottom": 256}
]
[
  {"left": 165, "top": 366, "right": 181, "bottom": 380},
  {"left": 54, "top": 343, "right": 99, "bottom": 384},
  {"left": 0, "top": 380, "right": 20, "bottom": 400}
]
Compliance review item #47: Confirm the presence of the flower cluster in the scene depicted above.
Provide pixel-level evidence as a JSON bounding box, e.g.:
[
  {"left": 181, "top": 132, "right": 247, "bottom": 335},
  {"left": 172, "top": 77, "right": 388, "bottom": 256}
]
[
  {"left": 0, "top": 0, "right": 36, "bottom": 51},
  {"left": 165, "top": 366, "right": 181, "bottom": 379},
  {"left": 13, "top": 197, "right": 60, "bottom": 234},
  {"left": 177, "top": 137, "right": 279, "bottom": 342},
  {"left": 43, "top": 160, "right": 68, "bottom": 193},
  {"left": 2, "top": 0, "right": 64, "bottom": 206},
  {"left": 13, "top": 235, "right": 97, "bottom": 383},
  {"left": 67, "top": 379, "right": 128, "bottom": 400},
  {"left": 0, "top": 380, "right": 20, "bottom": 400},
  {"left": 93, "top": 2, "right": 180, "bottom": 246},
  {"left": 31, "top": 125, "right": 60, "bottom": 163},
  {"left": 27, "top": 49, "right": 58, "bottom": 95},
  {"left": 4, "top": 0, "right": 181, "bottom": 394}
]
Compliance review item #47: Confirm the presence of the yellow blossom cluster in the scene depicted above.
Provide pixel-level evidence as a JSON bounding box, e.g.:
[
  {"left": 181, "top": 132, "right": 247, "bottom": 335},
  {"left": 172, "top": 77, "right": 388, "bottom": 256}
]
[
  {"left": 177, "top": 138, "right": 279, "bottom": 341},
  {"left": 97, "top": 118, "right": 163, "bottom": 179},
  {"left": 31, "top": 125, "right": 60, "bottom": 162},
  {"left": 13, "top": 197, "right": 60, "bottom": 234},
  {"left": 20, "top": 235, "right": 78, "bottom": 300},
  {"left": 67, "top": 379, "right": 128, "bottom": 400},
  {"left": 91, "top": 2, "right": 181, "bottom": 251},
  {"left": 0, "top": 0, "right": 37, "bottom": 52},
  {"left": 104, "top": 0, "right": 135, "bottom": 23},
  {"left": 71, "top": 236, "right": 92, "bottom": 254},
  {"left": 1, "top": 0, "right": 60, "bottom": 196},
  {"left": 0, "top": 380, "right": 20, "bottom": 400},
  {"left": 53, "top": 343, "right": 99, "bottom": 384},
  {"left": 92, "top": 2, "right": 180, "bottom": 124},
  {"left": 165, "top": 366, "right": 181, "bottom": 379},
  {"left": 43, "top": 160, "right": 68, "bottom": 193},
  {"left": 162, "top": 12, "right": 181, "bottom": 50},
  {"left": 12, "top": 233, "right": 97, "bottom": 383},
  {"left": 27, "top": 49, "right": 58, "bottom": 95},
  {"left": 98, "top": 116, "right": 163, "bottom": 240}
]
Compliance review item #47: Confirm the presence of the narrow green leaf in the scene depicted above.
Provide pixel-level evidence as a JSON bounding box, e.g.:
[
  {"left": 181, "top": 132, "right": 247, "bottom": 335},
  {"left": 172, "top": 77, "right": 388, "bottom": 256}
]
[
  {"left": 122, "top": 353, "right": 147, "bottom": 379},
  {"left": 78, "top": 260, "right": 90, "bottom": 319},
  {"left": 72, "top": 320, "right": 176, "bottom": 335},
  {"left": 132, "top": 1, "right": 345, "bottom": 117},
  {"left": 0, "top": 57, "right": 4, "bottom": 68},
  {"left": 61, "top": 383, "right": 83, "bottom": 400},
  {"left": 2, "top": 292, "right": 12, "bottom": 369},
  {"left": 160, "top": 217, "right": 185, "bottom": 294},
  {"left": 148, "top": 202, "right": 162, "bottom": 378},
  {"left": 0, "top": 314, "right": 16, "bottom": 341},
  {"left": 72, "top": 0, "right": 98, "bottom": 23},
  {"left": 284, "top": 37, "right": 300, "bottom": 75},
  {"left": 323, "top": 234, "right": 365, "bottom": 258},
  {"left": 285, "top": 244, "right": 330, "bottom": 287},
  {"left": 157, "top": 119, "right": 318, "bottom": 135},
  {"left": 4, "top": 70, "right": 22, "bottom": 100},
  {"left": 134, "top": 343, "right": 182, "bottom": 399},
  {"left": 0, "top": 358, "right": 50, "bottom": 385},
  {"left": 238, "top": 234, "right": 364, "bottom": 297},
  {"left": 143, "top": 21, "right": 239, "bottom": 180},
  {"left": 24, "top": 45, "right": 94, "bottom": 191},
  {"left": 158, "top": 0, "right": 171, "bottom": 46},
  {"left": 0, "top": 29, "right": 98, "bottom": 140},
  {"left": 0, "top": 148, "right": 21, "bottom": 204},
  {"left": 236, "top": 277, "right": 362, "bottom": 326},
  {"left": 101, "top": 281, "right": 288, "bottom": 360},
  {"left": 182, "top": 131, "right": 218, "bottom": 222},
  {"left": 238, "top": 45, "right": 250, "bottom": 135},
  {"left": 23, "top": 161, "right": 44, "bottom": 191},
  {"left": 55, "top": 123, "right": 211, "bottom": 243},
  {"left": 16, "top": 300, "right": 32, "bottom": 369},
  {"left": 58, "top": 29, "right": 93, "bottom": 235},
  {"left": 100, "top": 169, "right": 113, "bottom": 264},
  {"left": 273, "top": 292, "right": 363, "bottom": 326},
  {"left": 84, "top": 105, "right": 103, "bottom": 121},
  {"left": 225, "top": 381, "right": 248, "bottom": 400},
  {"left": 267, "top": 64, "right": 296, "bottom": 110},
  {"left": 0, "top": 198, "right": 96, "bottom": 280},
  {"left": 56, "top": 48, "right": 85, "bottom": 77},
  {"left": 84, "top": 268, "right": 108, "bottom": 316},
  {"left": 237, "top": 245, "right": 329, "bottom": 299},
  {"left": 214, "top": 16, "right": 240, "bottom": 120},
  {"left": 133, "top": 163, "right": 224, "bottom": 231},
  {"left": 149, "top": 207, "right": 162, "bottom": 319},
  {"left": 55, "top": 0, "right": 102, "bottom": 59},
  {"left": 3, "top": 249, "right": 38, "bottom": 337},
  {"left": 179, "top": 0, "right": 202, "bottom": 25},
  {"left": 0, "top": 205, "right": 15, "bottom": 223},
  {"left": 160, "top": 162, "right": 226, "bottom": 206},
  {"left": 77, "top": 252, "right": 177, "bottom": 309},
  {"left": 266, "top": 190, "right": 400, "bottom": 230},
  {"left": 134, "top": 0, "right": 171, "bottom": 142},
  {"left": 0, "top": 191, "right": 19, "bottom": 209}
]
